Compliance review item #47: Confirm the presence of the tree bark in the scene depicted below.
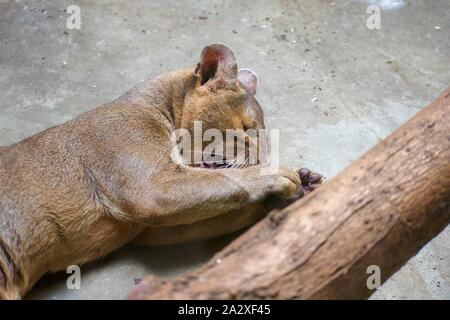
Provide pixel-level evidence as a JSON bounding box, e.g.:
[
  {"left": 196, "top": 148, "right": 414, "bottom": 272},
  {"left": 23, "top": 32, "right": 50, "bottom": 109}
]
[{"left": 128, "top": 88, "right": 450, "bottom": 300}]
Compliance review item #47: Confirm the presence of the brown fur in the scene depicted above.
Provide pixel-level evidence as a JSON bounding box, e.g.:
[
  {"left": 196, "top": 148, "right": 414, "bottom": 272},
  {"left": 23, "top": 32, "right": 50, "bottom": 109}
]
[{"left": 0, "top": 44, "right": 300, "bottom": 299}]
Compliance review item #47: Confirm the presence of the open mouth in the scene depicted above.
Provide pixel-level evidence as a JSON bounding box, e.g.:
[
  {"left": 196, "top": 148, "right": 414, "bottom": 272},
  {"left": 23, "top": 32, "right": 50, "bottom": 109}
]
[
  {"left": 199, "top": 161, "right": 230, "bottom": 169},
  {"left": 197, "top": 153, "right": 251, "bottom": 169}
]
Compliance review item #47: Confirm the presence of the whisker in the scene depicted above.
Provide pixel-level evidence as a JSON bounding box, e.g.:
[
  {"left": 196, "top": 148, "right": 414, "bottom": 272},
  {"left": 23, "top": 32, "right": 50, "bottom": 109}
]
[
  {"left": 225, "top": 159, "right": 239, "bottom": 168},
  {"left": 236, "top": 159, "right": 246, "bottom": 169},
  {"left": 231, "top": 154, "right": 245, "bottom": 169},
  {"left": 190, "top": 151, "right": 229, "bottom": 155}
]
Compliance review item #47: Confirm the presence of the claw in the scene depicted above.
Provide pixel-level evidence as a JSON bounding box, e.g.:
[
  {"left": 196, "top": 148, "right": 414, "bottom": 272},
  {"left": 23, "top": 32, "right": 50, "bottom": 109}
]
[
  {"left": 309, "top": 173, "right": 323, "bottom": 184},
  {"left": 298, "top": 168, "right": 311, "bottom": 185}
]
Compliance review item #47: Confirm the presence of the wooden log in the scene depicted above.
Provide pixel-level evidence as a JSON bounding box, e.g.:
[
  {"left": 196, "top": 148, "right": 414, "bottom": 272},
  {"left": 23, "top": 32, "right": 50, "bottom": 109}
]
[{"left": 128, "top": 88, "right": 450, "bottom": 300}]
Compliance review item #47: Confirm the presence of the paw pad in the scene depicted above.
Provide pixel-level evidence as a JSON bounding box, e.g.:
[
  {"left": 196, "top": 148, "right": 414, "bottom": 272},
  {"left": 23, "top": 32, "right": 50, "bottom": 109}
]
[
  {"left": 264, "top": 167, "right": 325, "bottom": 211},
  {"left": 298, "top": 168, "right": 323, "bottom": 192}
]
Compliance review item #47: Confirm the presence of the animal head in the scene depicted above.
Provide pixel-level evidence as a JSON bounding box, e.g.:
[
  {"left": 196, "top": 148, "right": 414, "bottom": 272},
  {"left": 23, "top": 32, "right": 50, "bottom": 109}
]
[{"left": 181, "top": 43, "right": 267, "bottom": 169}]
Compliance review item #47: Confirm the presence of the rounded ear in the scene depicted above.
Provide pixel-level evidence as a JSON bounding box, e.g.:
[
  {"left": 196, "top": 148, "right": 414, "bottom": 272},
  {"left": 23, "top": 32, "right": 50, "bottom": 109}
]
[
  {"left": 238, "top": 68, "right": 258, "bottom": 95},
  {"left": 195, "top": 43, "right": 238, "bottom": 86}
]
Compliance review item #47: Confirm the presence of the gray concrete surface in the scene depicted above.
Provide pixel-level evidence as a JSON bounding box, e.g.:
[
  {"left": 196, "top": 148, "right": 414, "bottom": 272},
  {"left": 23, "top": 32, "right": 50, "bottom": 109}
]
[{"left": 0, "top": 0, "right": 449, "bottom": 299}]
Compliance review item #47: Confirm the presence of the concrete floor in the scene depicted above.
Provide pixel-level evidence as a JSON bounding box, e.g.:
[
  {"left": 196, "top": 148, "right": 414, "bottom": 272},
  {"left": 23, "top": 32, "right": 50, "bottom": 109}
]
[{"left": 0, "top": 0, "right": 449, "bottom": 299}]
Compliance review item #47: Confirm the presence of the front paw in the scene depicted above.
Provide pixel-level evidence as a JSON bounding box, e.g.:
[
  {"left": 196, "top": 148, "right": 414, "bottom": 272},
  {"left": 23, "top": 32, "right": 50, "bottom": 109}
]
[
  {"left": 298, "top": 168, "right": 323, "bottom": 194},
  {"left": 222, "top": 165, "right": 300, "bottom": 203},
  {"left": 245, "top": 166, "right": 301, "bottom": 201},
  {"left": 268, "top": 166, "right": 301, "bottom": 199},
  {"left": 263, "top": 168, "right": 324, "bottom": 210}
]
